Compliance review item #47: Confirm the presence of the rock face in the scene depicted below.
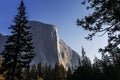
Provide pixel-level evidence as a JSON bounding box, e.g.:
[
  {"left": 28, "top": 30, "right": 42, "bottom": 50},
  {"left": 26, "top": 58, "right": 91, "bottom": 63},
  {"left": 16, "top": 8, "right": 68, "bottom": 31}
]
[
  {"left": 59, "top": 40, "right": 80, "bottom": 68},
  {"left": 0, "top": 21, "right": 80, "bottom": 69}
]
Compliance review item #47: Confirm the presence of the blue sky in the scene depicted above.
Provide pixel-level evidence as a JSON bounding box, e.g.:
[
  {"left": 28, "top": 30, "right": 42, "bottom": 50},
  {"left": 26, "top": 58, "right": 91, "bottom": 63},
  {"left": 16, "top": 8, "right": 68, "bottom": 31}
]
[{"left": 0, "top": 0, "right": 108, "bottom": 61}]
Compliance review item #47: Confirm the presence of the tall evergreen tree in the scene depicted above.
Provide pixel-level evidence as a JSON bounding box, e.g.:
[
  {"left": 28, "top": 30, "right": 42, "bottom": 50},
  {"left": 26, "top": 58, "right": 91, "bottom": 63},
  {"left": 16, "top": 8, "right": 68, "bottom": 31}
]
[
  {"left": 67, "top": 47, "right": 93, "bottom": 80},
  {"left": 77, "top": 1, "right": 120, "bottom": 79},
  {"left": 0, "top": 0, "right": 35, "bottom": 80},
  {"left": 30, "top": 64, "right": 37, "bottom": 80},
  {"left": 77, "top": 0, "right": 120, "bottom": 63},
  {"left": 81, "top": 47, "right": 91, "bottom": 67},
  {"left": 53, "top": 64, "right": 66, "bottom": 80},
  {"left": 37, "top": 62, "right": 43, "bottom": 78},
  {"left": 23, "top": 68, "right": 31, "bottom": 80},
  {"left": 66, "top": 67, "right": 72, "bottom": 80}
]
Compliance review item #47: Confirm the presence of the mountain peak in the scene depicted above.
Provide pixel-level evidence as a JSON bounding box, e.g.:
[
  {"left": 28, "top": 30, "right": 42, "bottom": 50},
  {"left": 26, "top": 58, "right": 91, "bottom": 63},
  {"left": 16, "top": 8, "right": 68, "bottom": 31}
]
[{"left": 0, "top": 21, "right": 80, "bottom": 69}]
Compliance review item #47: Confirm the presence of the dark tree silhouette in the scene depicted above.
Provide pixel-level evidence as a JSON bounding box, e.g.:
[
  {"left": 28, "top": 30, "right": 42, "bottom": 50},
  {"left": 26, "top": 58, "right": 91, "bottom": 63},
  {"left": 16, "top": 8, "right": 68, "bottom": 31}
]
[
  {"left": 77, "top": 0, "right": 120, "bottom": 39},
  {"left": 81, "top": 47, "right": 91, "bottom": 67},
  {"left": 0, "top": 1, "right": 35, "bottom": 80},
  {"left": 77, "top": 0, "right": 120, "bottom": 71},
  {"left": 30, "top": 64, "right": 37, "bottom": 80},
  {"left": 77, "top": 0, "right": 120, "bottom": 79},
  {"left": 53, "top": 64, "right": 66, "bottom": 80},
  {"left": 66, "top": 67, "right": 72, "bottom": 80},
  {"left": 67, "top": 47, "right": 93, "bottom": 80}
]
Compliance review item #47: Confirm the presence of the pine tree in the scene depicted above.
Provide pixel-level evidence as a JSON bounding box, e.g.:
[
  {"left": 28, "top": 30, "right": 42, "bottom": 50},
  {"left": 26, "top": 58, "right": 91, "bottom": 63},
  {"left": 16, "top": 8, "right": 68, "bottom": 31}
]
[
  {"left": 77, "top": 1, "right": 120, "bottom": 78},
  {"left": 30, "top": 64, "right": 37, "bottom": 80},
  {"left": 37, "top": 62, "right": 43, "bottom": 78},
  {"left": 66, "top": 67, "right": 72, "bottom": 80},
  {"left": 23, "top": 68, "right": 31, "bottom": 80},
  {"left": 68, "top": 47, "right": 93, "bottom": 80},
  {"left": 77, "top": 0, "right": 120, "bottom": 71},
  {"left": 43, "top": 65, "right": 52, "bottom": 80},
  {"left": 81, "top": 47, "right": 91, "bottom": 67},
  {"left": 93, "top": 57, "right": 103, "bottom": 80},
  {"left": 0, "top": 1, "right": 35, "bottom": 80},
  {"left": 53, "top": 64, "right": 66, "bottom": 80}
]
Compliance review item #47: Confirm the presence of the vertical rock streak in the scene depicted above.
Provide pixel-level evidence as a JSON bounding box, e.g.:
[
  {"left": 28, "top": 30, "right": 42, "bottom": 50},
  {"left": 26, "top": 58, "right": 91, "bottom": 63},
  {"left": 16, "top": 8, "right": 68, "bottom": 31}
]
[{"left": 0, "top": 21, "right": 79, "bottom": 69}]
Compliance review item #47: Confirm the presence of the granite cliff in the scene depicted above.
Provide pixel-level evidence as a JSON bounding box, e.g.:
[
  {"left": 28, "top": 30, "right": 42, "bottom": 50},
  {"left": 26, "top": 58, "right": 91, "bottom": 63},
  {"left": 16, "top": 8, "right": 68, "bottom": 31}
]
[{"left": 0, "top": 21, "right": 80, "bottom": 69}]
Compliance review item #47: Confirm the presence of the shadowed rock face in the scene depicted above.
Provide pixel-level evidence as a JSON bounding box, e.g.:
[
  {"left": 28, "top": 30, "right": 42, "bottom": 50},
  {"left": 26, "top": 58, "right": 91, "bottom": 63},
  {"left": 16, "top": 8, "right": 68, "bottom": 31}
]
[
  {"left": 28, "top": 21, "right": 59, "bottom": 66},
  {"left": 0, "top": 21, "right": 80, "bottom": 69}
]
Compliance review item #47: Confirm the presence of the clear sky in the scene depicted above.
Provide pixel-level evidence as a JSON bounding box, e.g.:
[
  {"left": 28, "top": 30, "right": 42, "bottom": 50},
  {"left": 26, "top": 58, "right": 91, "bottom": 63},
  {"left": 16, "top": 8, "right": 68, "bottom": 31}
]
[{"left": 0, "top": 0, "right": 108, "bottom": 61}]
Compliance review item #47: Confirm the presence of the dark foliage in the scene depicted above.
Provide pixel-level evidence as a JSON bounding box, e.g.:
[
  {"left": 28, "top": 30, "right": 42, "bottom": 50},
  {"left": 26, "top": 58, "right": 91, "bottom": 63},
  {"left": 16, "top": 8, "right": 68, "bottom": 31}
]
[
  {"left": 77, "top": 0, "right": 120, "bottom": 63},
  {"left": 0, "top": 1, "right": 35, "bottom": 80},
  {"left": 77, "top": 0, "right": 120, "bottom": 80},
  {"left": 67, "top": 47, "right": 120, "bottom": 80},
  {"left": 23, "top": 63, "right": 66, "bottom": 80}
]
